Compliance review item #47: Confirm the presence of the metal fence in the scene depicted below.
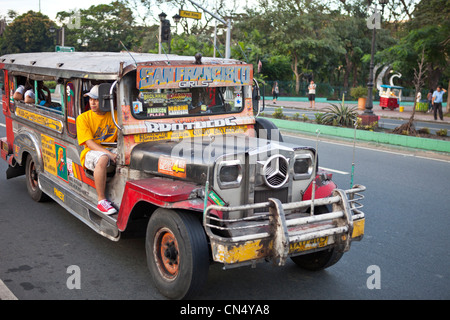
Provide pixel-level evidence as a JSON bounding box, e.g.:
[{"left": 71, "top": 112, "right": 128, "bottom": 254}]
[{"left": 264, "top": 80, "right": 417, "bottom": 100}]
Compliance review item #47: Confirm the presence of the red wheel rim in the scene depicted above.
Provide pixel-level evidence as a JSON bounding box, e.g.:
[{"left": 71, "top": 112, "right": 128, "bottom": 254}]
[{"left": 154, "top": 228, "right": 180, "bottom": 279}]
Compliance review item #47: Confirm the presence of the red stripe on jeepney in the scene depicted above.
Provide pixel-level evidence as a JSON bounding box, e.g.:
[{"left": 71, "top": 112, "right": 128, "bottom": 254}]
[
  {"left": 72, "top": 162, "right": 95, "bottom": 188},
  {"left": 80, "top": 169, "right": 96, "bottom": 188}
]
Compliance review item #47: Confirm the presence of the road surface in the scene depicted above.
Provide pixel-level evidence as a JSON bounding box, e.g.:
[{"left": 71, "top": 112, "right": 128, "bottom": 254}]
[{"left": 1, "top": 110, "right": 449, "bottom": 300}]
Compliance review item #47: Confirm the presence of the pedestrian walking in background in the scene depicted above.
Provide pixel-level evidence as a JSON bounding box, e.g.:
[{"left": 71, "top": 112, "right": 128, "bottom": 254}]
[
  {"left": 427, "top": 89, "right": 433, "bottom": 113},
  {"left": 308, "top": 80, "right": 316, "bottom": 108},
  {"left": 272, "top": 81, "right": 279, "bottom": 104},
  {"left": 432, "top": 85, "right": 447, "bottom": 120}
]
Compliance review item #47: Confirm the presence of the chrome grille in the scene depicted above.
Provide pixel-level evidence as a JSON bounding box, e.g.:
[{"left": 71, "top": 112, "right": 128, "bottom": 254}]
[{"left": 254, "top": 188, "right": 288, "bottom": 213}]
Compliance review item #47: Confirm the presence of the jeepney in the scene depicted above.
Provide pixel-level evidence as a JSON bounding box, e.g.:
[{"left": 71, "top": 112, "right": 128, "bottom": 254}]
[{"left": 0, "top": 52, "right": 366, "bottom": 299}]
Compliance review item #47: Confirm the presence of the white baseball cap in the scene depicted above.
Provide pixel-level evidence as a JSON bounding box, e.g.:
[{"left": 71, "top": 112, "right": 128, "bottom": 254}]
[{"left": 84, "top": 85, "right": 99, "bottom": 99}]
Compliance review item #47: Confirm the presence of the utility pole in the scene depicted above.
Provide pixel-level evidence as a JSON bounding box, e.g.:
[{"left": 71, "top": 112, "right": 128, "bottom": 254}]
[{"left": 186, "top": 0, "right": 231, "bottom": 59}]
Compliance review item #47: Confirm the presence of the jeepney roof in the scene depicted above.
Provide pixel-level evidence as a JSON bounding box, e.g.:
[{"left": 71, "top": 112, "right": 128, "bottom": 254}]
[{"left": 0, "top": 52, "right": 243, "bottom": 80}]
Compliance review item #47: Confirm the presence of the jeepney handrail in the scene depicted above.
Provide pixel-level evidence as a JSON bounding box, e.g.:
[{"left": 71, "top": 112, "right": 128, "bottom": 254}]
[
  {"left": 344, "top": 184, "right": 365, "bottom": 215},
  {"left": 110, "top": 80, "right": 122, "bottom": 131}
]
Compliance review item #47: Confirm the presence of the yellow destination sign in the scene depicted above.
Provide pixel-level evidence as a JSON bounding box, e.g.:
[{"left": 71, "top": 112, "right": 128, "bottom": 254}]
[
  {"left": 179, "top": 10, "right": 202, "bottom": 20},
  {"left": 15, "top": 107, "right": 63, "bottom": 133}
]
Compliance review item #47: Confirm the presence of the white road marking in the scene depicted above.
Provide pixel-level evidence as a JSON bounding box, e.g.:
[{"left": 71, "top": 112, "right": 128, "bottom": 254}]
[{"left": 0, "top": 280, "right": 18, "bottom": 300}]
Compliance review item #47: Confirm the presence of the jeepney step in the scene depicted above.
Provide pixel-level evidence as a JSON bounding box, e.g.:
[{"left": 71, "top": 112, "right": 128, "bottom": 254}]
[{"left": 38, "top": 173, "right": 120, "bottom": 240}]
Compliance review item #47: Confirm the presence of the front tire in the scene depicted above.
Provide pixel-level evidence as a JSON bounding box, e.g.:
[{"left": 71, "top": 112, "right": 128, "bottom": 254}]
[
  {"left": 290, "top": 248, "right": 344, "bottom": 271},
  {"left": 290, "top": 205, "right": 343, "bottom": 271},
  {"left": 255, "top": 117, "right": 283, "bottom": 142},
  {"left": 146, "top": 208, "right": 209, "bottom": 299}
]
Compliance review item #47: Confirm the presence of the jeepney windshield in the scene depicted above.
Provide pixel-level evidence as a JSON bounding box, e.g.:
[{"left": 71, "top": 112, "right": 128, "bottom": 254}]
[
  {"left": 130, "top": 86, "right": 246, "bottom": 119},
  {"left": 131, "top": 63, "right": 252, "bottom": 119}
]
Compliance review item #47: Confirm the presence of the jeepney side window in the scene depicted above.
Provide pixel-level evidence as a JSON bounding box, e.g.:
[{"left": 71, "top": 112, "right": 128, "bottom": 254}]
[
  {"left": 81, "top": 80, "right": 117, "bottom": 113},
  {"left": 8, "top": 75, "right": 16, "bottom": 113},
  {"left": 22, "top": 77, "right": 63, "bottom": 114},
  {"left": 12, "top": 75, "right": 29, "bottom": 101},
  {"left": 130, "top": 86, "right": 245, "bottom": 119}
]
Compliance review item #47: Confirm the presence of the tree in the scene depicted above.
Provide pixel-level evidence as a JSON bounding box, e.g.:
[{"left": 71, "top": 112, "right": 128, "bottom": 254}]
[
  {"left": 331, "top": 5, "right": 371, "bottom": 89},
  {"left": 251, "top": 0, "right": 346, "bottom": 95},
  {"left": 379, "top": 0, "right": 449, "bottom": 97},
  {"left": 0, "top": 11, "right": 57, "bottom": 54},
  {"left": 56, "top": 1, "right": 136, "bottom": 52},
  {"left": 392, "top": 48, "right": 426, "bottom": 136}
]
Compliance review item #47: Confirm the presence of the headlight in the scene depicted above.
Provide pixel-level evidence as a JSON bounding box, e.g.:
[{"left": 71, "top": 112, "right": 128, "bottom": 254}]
[
  {"left": 218, "top": 160, "right": 242, "bottom": 189},
  {"left": 293, "top": 153, "right": 313, "bottom": 180}
]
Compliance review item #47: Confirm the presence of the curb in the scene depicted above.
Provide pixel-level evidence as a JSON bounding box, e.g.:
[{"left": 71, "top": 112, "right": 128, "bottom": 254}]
[{"left": 264, "top": 117, "right": 450, "bottom": 153}]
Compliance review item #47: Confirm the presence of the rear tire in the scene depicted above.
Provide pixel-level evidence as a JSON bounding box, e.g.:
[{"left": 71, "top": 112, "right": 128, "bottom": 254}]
[
  {"left": 25, "top": 155, "right": 48, "bottom": 202},
  {"left": 290, "top": 205, "right": 343, "bottom": 271},
  {"left": 146, "top": 208, "right": 209, "bottom": 299}
]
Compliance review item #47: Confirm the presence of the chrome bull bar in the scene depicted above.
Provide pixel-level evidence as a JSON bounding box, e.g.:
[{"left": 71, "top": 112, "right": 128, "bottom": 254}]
[{"left": 203, "top": 185, "right": 366, "bottom": 266}]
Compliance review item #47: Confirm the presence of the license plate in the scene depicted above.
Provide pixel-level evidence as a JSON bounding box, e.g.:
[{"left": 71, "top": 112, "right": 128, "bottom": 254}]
[{"left": 289, "top": 236, "right": 329, "bottom": 254}]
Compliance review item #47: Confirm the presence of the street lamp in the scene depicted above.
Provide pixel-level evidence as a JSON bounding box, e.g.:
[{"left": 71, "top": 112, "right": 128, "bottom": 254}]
[
  {"left": 172, "top": 14, "right": 181, "bottom": 24},
  {"left": 362, "top": 0, "right": 388, "bottom": 125},
  {"left": 158, "top": 12, "right": 167, "bottom": 55},
  {"left": 186, "top": 0, "right": 232, "bottom": 59},
  {"left": 158, "top": 12, "right": 167, "bottom": 22},
  {"left": 172, "top": 13, "right": 181, "bottom": 34}
]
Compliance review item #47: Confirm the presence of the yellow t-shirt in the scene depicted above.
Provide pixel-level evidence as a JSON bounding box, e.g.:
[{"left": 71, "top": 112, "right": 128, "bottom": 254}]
[{"left": 76, "top": 110, "right": 118, "bottom": 167}]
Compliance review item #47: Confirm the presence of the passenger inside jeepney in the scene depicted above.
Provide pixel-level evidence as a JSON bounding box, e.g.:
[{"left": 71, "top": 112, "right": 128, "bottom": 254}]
[
  {"left": 13, "top": 78, "right": 32, "bottom": 101},
  {"left": 24, "top": 81, "right": 52, "bottom": 106}
]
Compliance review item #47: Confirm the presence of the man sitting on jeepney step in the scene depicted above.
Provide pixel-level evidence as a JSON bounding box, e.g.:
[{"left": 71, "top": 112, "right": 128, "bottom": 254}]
[{"left": 76, "top": 85, "right": 118, "bottom": 215}]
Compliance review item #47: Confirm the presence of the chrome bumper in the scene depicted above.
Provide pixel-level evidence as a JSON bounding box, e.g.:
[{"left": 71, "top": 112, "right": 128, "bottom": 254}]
[{"left": 203, "top": 185, "right": 366, "bottom": 267}]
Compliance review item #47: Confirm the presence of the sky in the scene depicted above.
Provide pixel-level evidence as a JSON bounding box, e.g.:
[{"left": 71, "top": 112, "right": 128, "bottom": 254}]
[
  {"left": 0, "top": 0, "right": 255, "bottom": 22},
  {"left": 0, "top": 0, "right": 114, "bottom": 20}
]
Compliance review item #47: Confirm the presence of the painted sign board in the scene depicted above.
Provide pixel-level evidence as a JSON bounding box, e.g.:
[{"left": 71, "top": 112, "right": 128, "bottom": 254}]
[
  {"left": 137, "top": 64, "right": 253, "bottom": 90},
  {"left": 179, "top": 10, "right": 202, "bottom": 20}
]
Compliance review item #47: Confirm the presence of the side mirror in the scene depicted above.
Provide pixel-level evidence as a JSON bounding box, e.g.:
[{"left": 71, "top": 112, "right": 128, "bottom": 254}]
[
  {"left": 252, "top": 79, "right": 265, "bottom": 115},
  {"left": 98, "top": 83, "right": 112, "bottom": 112}
]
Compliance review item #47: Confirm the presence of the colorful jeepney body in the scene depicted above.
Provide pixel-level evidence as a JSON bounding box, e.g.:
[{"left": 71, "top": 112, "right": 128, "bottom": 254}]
[{"left": 1, "top": 52, "right": 366, "bottom": 299}]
